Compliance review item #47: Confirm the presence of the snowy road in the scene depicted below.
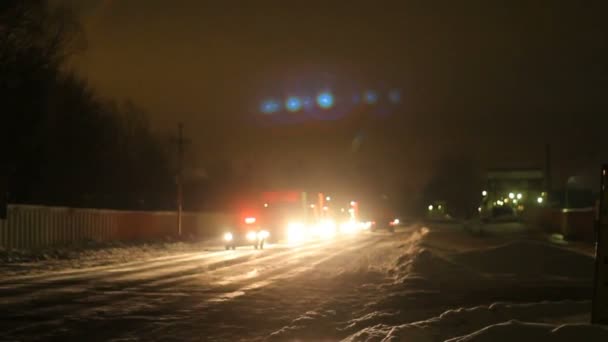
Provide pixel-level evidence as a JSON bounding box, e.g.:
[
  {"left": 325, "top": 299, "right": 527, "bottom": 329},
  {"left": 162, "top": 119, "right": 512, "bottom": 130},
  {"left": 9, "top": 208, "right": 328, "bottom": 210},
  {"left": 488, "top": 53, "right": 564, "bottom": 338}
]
[
  {"left": 0, "top": 230, "right": 401, "bottom": 341},
  {"left": 1, "top": 224, "right": 606, "bottom": 342}
]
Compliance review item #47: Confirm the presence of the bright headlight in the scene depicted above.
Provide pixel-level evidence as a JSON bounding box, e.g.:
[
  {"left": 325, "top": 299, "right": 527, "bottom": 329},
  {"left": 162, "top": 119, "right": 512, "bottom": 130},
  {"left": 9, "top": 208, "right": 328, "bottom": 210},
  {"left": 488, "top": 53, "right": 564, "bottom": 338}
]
[
  {"left": 287, "top": 222, "right": 306, "bottom": 243},
  {"left": 258, "top": 230, "right": 269, "bottom": 239},
  {"left": 246, "top": 231, "right": 257, "bottom": 241},
  {"left": 223, "top": 232, "right": 233, "bottom": 241},
  {"left": 340, "top": 221, "right": 359, "bottom": 234}
]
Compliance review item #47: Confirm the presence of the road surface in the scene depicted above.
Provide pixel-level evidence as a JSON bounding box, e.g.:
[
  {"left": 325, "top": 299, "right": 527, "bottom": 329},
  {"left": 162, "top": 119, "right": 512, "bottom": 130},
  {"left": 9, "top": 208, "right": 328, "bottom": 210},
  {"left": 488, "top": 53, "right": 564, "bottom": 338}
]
[{"left": 0, "top": 230, "right": 404, "bottom": 341}]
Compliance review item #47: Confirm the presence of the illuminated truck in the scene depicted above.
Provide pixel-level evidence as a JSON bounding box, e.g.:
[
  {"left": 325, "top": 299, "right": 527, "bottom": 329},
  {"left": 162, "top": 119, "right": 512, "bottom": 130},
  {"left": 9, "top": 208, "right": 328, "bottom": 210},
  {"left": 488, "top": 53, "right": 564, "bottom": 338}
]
[{"left": 259, "top": 190, "right": 327, "bottom": 243}]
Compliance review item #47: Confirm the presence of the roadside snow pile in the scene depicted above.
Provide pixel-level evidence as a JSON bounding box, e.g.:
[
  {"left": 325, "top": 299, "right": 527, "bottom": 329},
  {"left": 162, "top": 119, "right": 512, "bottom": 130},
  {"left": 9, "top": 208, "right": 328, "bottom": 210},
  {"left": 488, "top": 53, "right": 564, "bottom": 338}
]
[
  {"left": 392, "top": 247, "right": 483, "bottom": 289},
  {"left": 343, "top": 300, "right": 596, "bottom": 342},
  {"left": 340, "top": 226, "right": 598, "bottom": 342},
  {"left": 0, "top": 239, "right": 211, "bottom": 275},
  {"left": 446, "top": 320, "right": 608, "bottom": 342},
  {"left": 267, "top": 310, "right": 338, "bottom": 341}
]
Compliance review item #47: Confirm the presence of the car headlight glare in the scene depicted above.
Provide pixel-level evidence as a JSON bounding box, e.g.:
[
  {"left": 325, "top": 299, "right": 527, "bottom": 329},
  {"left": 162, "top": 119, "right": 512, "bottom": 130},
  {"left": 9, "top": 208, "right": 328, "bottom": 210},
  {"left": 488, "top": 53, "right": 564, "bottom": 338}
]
[
  {"left": 224, "top": 232, "right": 233, "bottom": 241},
  {"left": 246, "top": 231, "right": 257, "bottom": 241}
]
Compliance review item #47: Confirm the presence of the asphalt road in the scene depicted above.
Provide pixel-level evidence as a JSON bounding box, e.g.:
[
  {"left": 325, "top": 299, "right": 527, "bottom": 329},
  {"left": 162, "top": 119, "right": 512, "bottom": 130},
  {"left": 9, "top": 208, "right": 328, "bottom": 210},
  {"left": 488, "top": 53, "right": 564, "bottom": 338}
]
[{"left": 0, "top": 230, "right": 404, "bottom": 341}]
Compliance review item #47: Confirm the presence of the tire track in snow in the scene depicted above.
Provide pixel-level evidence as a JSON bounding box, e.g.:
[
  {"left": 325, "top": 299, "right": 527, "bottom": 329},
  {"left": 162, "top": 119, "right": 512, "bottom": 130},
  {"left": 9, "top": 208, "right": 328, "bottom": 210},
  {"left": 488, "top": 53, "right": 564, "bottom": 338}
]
[{"left": 0, "top": 237, "right": 371, "bottom": 340}]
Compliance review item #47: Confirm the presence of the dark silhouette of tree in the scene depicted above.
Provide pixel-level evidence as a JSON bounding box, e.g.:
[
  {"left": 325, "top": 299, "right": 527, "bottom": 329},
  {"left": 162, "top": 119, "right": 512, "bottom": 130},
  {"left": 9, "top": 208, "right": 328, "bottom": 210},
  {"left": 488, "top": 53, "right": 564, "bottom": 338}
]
[{"left": 1, "top": 1, "right": 173, "bottom": 210}]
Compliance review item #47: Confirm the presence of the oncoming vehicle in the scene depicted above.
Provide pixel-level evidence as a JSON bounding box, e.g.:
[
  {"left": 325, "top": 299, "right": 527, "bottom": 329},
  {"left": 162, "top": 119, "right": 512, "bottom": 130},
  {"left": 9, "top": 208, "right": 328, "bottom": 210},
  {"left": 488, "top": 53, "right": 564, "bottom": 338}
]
[{"left": 223, "top": 216, "right": 269, "bottom": 250}]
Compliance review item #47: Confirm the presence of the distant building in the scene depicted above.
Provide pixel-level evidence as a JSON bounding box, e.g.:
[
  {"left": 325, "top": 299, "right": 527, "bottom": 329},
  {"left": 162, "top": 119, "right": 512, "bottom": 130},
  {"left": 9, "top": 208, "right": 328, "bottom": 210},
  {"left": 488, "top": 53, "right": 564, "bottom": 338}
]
[{"left": 480, "top": 168, "right": 547, "bottom": 217}]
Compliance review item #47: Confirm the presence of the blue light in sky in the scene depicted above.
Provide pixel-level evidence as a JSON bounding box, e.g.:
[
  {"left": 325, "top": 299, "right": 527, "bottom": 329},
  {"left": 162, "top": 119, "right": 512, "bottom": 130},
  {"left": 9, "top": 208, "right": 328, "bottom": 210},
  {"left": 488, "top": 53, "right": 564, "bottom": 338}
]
[
  {"left": 260, "top": 99, "right": 280, "bottom": 114},
  {"left": 388, "top": 89, "right": 401, "bottom": 104},
  {"left": 316, "top": 91, "right": 334, "bottom": 109},
  {"left": 285, "top": 96, "right": 302, "bottom": 112},
  {"left": 364, "top": 90, "right": 378, "bottom": 104}
]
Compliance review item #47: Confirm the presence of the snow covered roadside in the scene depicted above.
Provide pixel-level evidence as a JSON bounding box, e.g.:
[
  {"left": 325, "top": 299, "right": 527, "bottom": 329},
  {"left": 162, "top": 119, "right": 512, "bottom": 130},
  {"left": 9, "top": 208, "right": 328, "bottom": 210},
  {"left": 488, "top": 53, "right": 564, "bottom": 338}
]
[
  {"left": 0, "top": 238, "right": 220, "bottom": 277},
  {"left": 267, "top": 225, "right": 604, "bottom": 341},
  {"left": 340, "top": 226, "right": 604, "bottom": 342}
]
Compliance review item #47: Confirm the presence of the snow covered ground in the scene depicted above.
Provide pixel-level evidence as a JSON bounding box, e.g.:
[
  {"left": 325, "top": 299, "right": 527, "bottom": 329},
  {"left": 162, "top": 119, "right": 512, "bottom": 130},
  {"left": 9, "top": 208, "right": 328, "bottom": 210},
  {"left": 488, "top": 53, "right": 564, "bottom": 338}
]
[{"left": 0, "top": 224, "right": 606, "bottom": 341}]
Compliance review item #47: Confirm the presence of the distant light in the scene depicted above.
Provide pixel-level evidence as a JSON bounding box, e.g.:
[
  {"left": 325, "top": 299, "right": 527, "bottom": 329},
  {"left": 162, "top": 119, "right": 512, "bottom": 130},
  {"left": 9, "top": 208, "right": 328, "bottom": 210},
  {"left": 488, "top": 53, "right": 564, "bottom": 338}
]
[
  {"left": 323, "top": 206, "right": 329, "bottom": 211},
  {"left": 350, "top": 201, "right": 357, "bottom": 206},
  {"left": 497, "top": 200, "right": 504, "bottom": 206},
  {"left": 513, "top": 199, "right": 518, "bottom": 204},
  {"left": 478, "top": 207, "right": 482, "bottom": 212},
  {"left": 508, "top": 193, "right": 515, "bottom": 199},
  {"left": 316, "top": 91, "right": 334, "bottom": 109},
  {"left": 326, "top": 196, "right": 331, "bottom": 201},
  {"left": 348, "top": 208, "right": 355, "bottom": 214},
  {"left": 388, "top": 89, "right": 401, "bottom": 104},
  {"left": 340, "top": 208, "right": 345, "bottom": 212},
  {"left": 438, "top": 205, "right": 442, "bottom": 210},
  {"left": 285, "top": 96, "right": 302, "bottom": 112},
  {"left": 517, "top": 193, "right": 523, "bottom": 200},
  {"left": 428, "top": 205, "right": 433, "bottom": 211},
  {"left": 264, "top": 203, "right": 269, "bottom": 208},
  {"left": 537, "top": 197, "right": 544, "bottom": 204},
  {"left": 482, "top": 190, "right": 488, "bottom": 197},
  {"left": 504, "top": 198, "right": 509, "bottom": 203},
  {"left": 310, "top": 204, "right": 315, "bottom": 209},
  {"left": 364, "top": 90, "right": 378, "bottom": 104},
  {"left": 245, "top": 217, "right": 256, "bottom": 224},
  {"left": 260, "top": 99, "right": 280, "bottom": 114}
]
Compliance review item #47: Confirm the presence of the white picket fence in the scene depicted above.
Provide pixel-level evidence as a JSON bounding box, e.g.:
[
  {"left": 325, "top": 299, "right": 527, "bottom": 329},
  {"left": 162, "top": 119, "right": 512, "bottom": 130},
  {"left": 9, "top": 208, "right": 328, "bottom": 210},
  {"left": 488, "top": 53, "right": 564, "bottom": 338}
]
[{"left": 0, "top": 204, "right": 229, "bottom": 249}]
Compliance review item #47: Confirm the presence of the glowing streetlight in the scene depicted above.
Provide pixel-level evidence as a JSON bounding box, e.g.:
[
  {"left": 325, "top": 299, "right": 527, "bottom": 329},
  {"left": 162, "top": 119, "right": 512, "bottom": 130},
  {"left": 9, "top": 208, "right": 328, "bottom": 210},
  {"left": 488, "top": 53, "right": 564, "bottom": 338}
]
[
  {"left": 428, "top": 205, "right": 434, "bottom": 211},
  {"left": 482, "top": 190, "right": 488, "bottom": 197},
  {"left": 537, "top": 197, "right": 544, "bottom": 204},
  {"left": 508, "top": 193, "right": 515, "bottom": 199},
  {"left": 517, "top": 193, "right": 522, "bottom": 200}
]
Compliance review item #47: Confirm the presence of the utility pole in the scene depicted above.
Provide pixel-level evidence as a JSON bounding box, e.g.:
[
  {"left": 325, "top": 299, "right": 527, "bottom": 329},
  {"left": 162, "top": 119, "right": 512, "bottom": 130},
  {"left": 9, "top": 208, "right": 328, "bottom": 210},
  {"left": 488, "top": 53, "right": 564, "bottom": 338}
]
[
  {"left": 545, "top": 144, "right": 552, "bottom": 196},
  {"left": 173, "top": 123, "right": 190, "bottom": 237}
]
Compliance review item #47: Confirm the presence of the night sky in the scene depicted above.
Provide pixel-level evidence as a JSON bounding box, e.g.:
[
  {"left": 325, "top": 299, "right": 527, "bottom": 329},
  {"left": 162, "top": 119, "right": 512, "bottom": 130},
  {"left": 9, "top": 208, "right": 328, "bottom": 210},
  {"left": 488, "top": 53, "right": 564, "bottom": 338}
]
[{"left": 64, "top": 0, "right": 608, "bottom": 198}]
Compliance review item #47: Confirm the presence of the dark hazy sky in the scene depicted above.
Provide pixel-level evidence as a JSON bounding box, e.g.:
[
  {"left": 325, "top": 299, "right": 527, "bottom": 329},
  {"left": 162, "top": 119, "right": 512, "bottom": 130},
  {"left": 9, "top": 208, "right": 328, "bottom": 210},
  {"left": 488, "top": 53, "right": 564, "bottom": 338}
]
[{"left": 65, "top": 0, "right": 608, "bottom": 194}]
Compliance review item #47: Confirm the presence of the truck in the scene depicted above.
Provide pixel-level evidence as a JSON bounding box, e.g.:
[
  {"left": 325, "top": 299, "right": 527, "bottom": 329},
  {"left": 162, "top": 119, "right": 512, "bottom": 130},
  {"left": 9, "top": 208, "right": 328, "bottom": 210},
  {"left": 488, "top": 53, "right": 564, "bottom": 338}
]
[{"left": 222, "top": 190, "right": 327, "bottom": 248}]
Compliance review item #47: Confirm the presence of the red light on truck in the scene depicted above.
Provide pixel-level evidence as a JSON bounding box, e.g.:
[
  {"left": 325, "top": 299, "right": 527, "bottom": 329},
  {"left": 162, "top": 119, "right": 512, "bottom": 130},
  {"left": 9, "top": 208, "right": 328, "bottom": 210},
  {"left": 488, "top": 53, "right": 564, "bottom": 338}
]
[{"left": 245, "top": 217, "right": 256, "bottom": 224}]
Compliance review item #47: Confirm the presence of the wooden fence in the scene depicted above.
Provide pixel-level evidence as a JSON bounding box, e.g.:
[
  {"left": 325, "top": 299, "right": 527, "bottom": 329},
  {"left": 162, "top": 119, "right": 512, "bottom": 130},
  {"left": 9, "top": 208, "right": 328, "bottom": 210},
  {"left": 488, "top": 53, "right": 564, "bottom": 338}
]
[{"left": 0, "top": 204, "right": 230, "bottom": 249}]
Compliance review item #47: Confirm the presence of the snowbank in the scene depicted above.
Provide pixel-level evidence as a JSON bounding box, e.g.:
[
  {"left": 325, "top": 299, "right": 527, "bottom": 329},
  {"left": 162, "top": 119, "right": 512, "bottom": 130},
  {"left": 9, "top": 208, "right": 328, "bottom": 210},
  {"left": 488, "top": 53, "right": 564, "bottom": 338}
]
[
  {"left": 343, "top": 301, "right": 595, "bottom": 342},
  {"left": 339, "top": 226, "right": 597, "bottom": 342},
  {"left": 0, "top": 239, "right": 215, "bottom": 276},
  {"left": 446, "top": 320, "right": 608, "bottom": 342}
]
